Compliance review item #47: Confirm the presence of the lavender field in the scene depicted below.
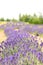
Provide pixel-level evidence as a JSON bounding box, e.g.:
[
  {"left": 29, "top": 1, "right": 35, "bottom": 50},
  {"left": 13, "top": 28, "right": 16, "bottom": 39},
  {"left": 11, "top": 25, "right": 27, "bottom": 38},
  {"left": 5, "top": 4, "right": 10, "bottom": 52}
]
[{"left": 0, "top": 21, "right": 43, "bottom": 65}]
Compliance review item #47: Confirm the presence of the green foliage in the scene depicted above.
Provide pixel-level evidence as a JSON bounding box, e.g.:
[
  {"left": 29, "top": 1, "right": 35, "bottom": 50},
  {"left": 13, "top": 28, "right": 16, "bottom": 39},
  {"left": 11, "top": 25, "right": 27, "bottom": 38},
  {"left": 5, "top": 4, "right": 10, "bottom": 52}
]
[
  {"left": 19, "top": 14, "right": 30, "bottom": 22},
  {"left": 11, "top": 18, "right": 17, "bottom": 22},
  {"left": 19, "top": 14, "right": 43, "bottom": 24},
  {"left": 39, "top": 14, "right": 43, "bottom": 24},
  {"left": 6, "top": 18, "right": 11, "bottom": 21},
  {"left": 0, "top": 18, "right": 18, "bottom": 22},
  {"left": 0, "top": 13, "right": 43, "bottom": 24},
  {"left": 0, "top": 18, "right": 5, "bottom": 21}
]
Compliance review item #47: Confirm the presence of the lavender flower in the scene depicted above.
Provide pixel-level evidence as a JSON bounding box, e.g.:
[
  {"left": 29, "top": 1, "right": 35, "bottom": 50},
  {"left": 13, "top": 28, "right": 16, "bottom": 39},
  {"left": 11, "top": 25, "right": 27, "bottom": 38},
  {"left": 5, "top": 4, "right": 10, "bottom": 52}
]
[{"left": 0, "top": 22, "right": 43, "bottom": 65}]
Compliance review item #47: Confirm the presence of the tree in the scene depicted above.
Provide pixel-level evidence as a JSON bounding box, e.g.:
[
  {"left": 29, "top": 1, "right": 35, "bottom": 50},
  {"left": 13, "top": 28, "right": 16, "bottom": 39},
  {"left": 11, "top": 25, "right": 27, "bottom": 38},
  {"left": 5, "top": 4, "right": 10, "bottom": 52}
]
[
  {"left": 39, "top": 14, "right": 43, "bottom": 24},
  {"left": 11, "top": 18, "right": 17, "bottom": 22},
  {"left": 6, "top": 18, "right": 10, "bottom": 21},
  {"left": 0, "top": 18, "right": 5, "bottom": 21}
]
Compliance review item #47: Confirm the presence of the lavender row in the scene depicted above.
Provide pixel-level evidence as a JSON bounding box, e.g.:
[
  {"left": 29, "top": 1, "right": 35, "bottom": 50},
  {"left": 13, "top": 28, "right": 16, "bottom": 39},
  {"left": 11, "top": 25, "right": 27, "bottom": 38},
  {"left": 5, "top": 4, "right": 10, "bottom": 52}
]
[
  {"left": 0, "top": 22, "right": 43, "bottom": 34},
  {"left": 0, "top": 30, "right": 43, "bottom": 65},
  {"left": 0, "top": 22, "right": 43, "bottom": 65}
]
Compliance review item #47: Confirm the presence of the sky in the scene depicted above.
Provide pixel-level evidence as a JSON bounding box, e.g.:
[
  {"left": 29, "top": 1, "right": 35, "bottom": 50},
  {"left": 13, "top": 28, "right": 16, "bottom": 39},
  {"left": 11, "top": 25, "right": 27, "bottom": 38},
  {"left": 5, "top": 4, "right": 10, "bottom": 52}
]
[{"left": 0, "top": 0, "right": 43, "bottom": 19}]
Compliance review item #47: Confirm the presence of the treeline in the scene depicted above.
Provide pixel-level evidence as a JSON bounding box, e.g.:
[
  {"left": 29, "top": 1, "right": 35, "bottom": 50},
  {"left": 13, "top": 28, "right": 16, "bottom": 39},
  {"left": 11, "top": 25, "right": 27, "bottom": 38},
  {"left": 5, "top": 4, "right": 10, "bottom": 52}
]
[
  {"left": 19, "top": 14, "right": 43, "bottom": 24},
  {"left": 0, "top": 14, "right": 43, "bottom": 24},
  {"left": 0, "top": 18, "right": 17, "bottom": 22}
]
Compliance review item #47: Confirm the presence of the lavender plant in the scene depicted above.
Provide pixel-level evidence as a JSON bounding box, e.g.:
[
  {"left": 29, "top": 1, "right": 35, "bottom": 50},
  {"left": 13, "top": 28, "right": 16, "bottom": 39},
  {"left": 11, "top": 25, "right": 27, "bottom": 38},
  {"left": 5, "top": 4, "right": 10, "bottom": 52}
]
[{"left": 0, "top": 22, "right": 43, "bottom": 65}]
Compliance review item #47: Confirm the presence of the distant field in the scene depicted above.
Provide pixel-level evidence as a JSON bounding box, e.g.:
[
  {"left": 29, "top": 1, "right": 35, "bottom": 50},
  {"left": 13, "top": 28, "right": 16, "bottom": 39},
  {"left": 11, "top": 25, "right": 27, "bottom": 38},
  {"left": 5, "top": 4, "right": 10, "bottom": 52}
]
[{"left": 0, "top": 21, "right": 43, "bottom": 43}]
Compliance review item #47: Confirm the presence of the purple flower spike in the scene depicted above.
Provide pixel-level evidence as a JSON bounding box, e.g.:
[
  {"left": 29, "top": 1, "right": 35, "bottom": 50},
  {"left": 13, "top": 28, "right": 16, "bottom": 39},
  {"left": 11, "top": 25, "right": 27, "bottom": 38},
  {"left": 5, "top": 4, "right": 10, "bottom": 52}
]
[{"left": 40, "top": 42, "right": 43, "bottom": 47}]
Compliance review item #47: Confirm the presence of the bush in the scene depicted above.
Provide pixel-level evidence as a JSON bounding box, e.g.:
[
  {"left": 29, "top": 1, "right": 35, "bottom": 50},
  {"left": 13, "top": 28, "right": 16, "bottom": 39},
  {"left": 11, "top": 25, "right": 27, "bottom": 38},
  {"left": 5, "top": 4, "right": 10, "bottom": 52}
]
[
  {"left": 11, "top": 18, "right": 17, "bottom": 22},
  {"left": 19, "top": 14, "right": 43, "bottom": 24},
  {"left": 0, "top": 18, "right": 5, "bottom": 21},
  {"left": 6, "top": 18, "right": 11, "bottom": 21}
]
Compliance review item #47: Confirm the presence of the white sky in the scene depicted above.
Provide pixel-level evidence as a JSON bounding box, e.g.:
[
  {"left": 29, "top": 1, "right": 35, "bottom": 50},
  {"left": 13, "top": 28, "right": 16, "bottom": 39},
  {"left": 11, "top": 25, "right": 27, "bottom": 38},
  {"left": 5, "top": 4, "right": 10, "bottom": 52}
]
[{"left": 0, "top": 0, "right": 43, "bottom": 19}]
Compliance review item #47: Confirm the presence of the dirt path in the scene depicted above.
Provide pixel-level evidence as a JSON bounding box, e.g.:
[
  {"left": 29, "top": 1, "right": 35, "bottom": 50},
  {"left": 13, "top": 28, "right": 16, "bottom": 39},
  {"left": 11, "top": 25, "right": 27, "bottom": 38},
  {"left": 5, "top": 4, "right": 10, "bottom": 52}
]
[{"left": 0, "top": 30, "right": 7, "bottom": 43}]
